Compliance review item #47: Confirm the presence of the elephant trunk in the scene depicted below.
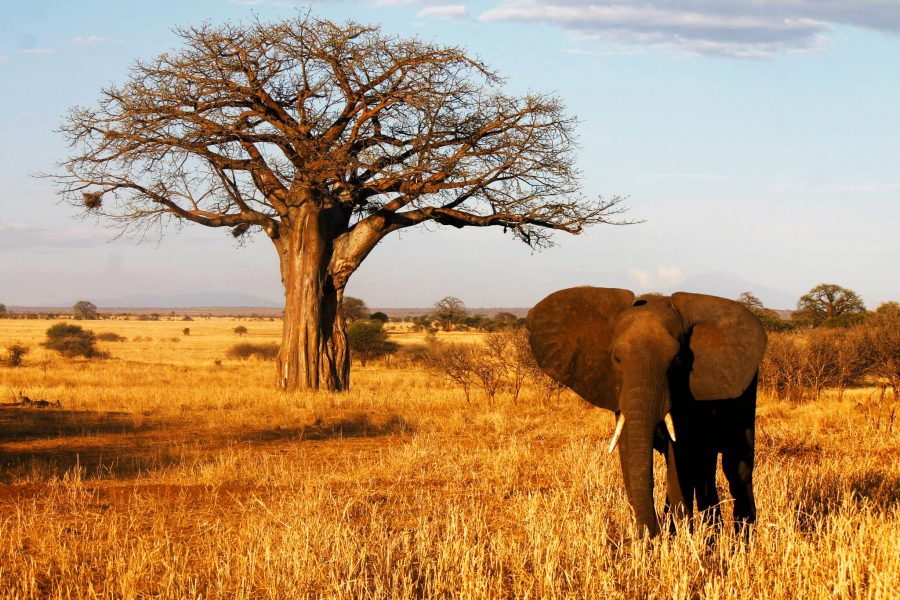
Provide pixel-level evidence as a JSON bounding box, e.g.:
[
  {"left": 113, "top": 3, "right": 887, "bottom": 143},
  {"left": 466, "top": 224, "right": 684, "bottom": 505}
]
[
  {"left": 618, "top": 413, "right": 659, "bottom": 537},
  {"left": 617, "top": 367, "right": 668, "bottom": 538}
]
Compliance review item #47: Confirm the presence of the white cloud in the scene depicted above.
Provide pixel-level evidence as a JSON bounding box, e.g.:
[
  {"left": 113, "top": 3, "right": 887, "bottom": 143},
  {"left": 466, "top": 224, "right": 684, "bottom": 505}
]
[
  {"left": 478, "top": 1, "right": 900, "bottom": 58},
  {"left": 628, "top": 265, "right": 685, "bottom": 291},
  {"left": 0, "top": 55, "right": 8, "bottom": 63},
  {"left": 20, "top": 48, "right": 56, "bottom": 56},
  {"left": 657, "top": 265, "right": 684, "bottom": 287},
  {"left": 628, "top": 267, "right": 653, "bottom": 290},
  {"left": 73, "top": 35, "right": 105, "bottom": 46},
  {"left": 418, "top": 4, "right": 469, "bottom": 19}
]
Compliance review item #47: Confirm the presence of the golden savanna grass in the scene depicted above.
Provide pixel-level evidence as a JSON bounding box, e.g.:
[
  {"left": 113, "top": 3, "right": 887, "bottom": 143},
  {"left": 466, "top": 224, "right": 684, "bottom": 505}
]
[{"left": 0, "top": 318, "right": 898, "bottom": 598}]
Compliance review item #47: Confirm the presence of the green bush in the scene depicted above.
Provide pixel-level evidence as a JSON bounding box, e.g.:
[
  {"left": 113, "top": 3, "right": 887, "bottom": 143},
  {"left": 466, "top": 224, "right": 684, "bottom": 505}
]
[
  {"left": 348, "top": 320, "right": 397, "bottom": 366},
  {"left": 5, "top": 342, "right": 30, "bottom": 367},
  {"left": 43, "top": 323, "right": 107, "bottom": 358},
  {"left": 227, "top": 342, "right": 279, "bottom": 361}
]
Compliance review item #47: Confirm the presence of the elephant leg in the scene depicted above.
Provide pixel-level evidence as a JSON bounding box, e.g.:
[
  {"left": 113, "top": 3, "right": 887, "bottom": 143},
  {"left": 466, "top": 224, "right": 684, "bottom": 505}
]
[
  {"left": 722, "top": 383, "right": 757, "bottom": 537},
  {"left": 663, "top": 438, "right": 692, "bottom": 533},
  {"left": 692, "top": 443, "right": 721, "bottom": 528},
  {"left": 722, "top": 423, "right": 756, "bottom": 535}
]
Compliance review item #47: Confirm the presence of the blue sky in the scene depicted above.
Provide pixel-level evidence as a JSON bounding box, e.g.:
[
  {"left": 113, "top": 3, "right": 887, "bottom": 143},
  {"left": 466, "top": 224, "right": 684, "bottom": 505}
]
[{"left": 1, "top": 0, "right": 898, "bottom": 308}]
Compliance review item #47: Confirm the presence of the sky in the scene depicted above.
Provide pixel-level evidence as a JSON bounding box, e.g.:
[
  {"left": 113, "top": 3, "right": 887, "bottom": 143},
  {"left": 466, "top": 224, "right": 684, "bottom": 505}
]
[{"left": 0, "top": 0, "right": 898, "bottom": 309}]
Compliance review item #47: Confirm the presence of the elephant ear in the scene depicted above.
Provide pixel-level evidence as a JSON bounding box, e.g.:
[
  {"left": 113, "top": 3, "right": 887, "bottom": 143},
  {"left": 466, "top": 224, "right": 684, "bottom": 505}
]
[
  {"left": 527, "top": 287, "right": 635, "bottom": 411},
  {"left": 671, "top": 292, "right": 768, "bottom": 400}
]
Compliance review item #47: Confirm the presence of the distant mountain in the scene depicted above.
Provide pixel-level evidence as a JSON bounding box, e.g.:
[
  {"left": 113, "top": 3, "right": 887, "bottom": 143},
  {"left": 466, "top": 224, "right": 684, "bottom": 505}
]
[
  {"left": 668, "top": 271, "right": 796, "bottom": 310},
  {"left": 61, "top": 292, "right": 282, "bottom": 308}
]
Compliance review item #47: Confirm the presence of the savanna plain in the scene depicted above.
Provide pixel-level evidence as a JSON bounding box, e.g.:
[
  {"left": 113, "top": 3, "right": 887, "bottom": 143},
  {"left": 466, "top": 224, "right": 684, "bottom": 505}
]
[{"left": 0, "top": 317, "right": 898, "bottom": 599}]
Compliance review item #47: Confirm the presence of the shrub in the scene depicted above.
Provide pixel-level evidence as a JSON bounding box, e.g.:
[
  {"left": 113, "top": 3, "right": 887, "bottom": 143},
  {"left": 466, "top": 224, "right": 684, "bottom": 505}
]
[
  {"left": 183, "top": 327, "right": 191, "bottom": 336},
  {"left": 370, "top": 311, "right": 389, "bottom": 323},
  {"left": 424, "top": 339, "right": 477, "bottom": 402},
  {"left": 96, "top": 332, "right": 126, "bottom": 342},
  {"left": 43, "top": 323, "right": 107, "bottom": 358},
  {"left": 760, "top": 328, "right": 872, "bottom": 402},
  {"left": 181, "top": 315, "right": 194, "bottom": 322},
  {"left": 5, "top": 342, "right": 30, "bottom": 367},
  {"left": 227, "top": 342, "right": 279, "bottom": 361},
  {"left": 391, "top": 344, "right": 429, "bottom": 369},
  {"left": 347, "top": 320, "right": 397, "bottom": 366},
  {"left": 234, "top": 326, "right": 248, "bottom": 337},
  {"left": 866, "top": 303, "right": 900, "bottom": 399}
]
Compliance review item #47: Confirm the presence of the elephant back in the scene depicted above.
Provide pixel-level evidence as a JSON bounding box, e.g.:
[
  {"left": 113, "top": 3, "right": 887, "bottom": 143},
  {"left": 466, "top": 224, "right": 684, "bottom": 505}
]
[{"left": 527, "top": 287, "right": 634, "bottom": 411}]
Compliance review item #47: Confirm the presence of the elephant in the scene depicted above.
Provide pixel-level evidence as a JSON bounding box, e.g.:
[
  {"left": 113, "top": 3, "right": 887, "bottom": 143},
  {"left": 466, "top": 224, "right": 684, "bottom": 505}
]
[{"left": 526, "top": 287, "right": 767, "bottom": 537}]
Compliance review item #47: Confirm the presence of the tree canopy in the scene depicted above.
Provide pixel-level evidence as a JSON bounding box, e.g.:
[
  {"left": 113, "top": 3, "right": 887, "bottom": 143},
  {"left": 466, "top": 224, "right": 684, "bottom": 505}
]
[
  {"left": 54, "top": 16, "right": 627, "bottom": 391},
  {"left": 73, "top": 300, "right": 99, "bottom": 320},
  {"left": 794, "top": 283, "right": 866, "bottom": 328}
]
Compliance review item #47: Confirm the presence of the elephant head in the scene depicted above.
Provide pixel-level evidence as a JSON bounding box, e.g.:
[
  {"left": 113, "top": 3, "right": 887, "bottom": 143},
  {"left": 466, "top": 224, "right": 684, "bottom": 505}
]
[{"left": 526, "top": 287, "right": 767, "bottom": 536}]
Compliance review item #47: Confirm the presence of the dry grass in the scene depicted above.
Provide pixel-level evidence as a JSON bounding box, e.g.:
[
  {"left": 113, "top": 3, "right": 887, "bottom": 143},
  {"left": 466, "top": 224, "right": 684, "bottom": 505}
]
[{"left": 0, "top": 318, "right": 898, "bottom": 598}]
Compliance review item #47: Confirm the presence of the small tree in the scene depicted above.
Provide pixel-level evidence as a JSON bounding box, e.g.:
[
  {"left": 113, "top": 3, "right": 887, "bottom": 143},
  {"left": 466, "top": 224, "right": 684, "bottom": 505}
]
[
  {"left": 344, "top": 297, "right": 370, "bottom": 323},
  {"left": 737, "top": 291, "right": 764, "bottom": 311},
  {"left": 424, "top": 339, "right": 477, "bottom": 402},
  {"left": 0, "top": 303, "right": 7, "bottom": 318},
  {"left": 738, "top": 291, "right": 794, "bottom": 332},
  {"left": 183, "top": 327, "right": 191, "bottom": 336},
  {"left": 234, "top": 326, "right": 248, "bottom": 337},
  {"left": 73, "top": 300, "right": 99, "bottom": 320},
  {"left": 370, "top": 311, "right": 389, "bottom": 323},
  {"left": 347, "top": 320, "right": 397, "bottom": 366},
  {"left": 794, "top": 284, "right": 866, "bottom": 327},
  {"left": 43, "top": 323, "right": 104, "bottom": 358},
  {"left": 5, "top": 342, "right": 30, "bottom": 367},
  {"left": 434, "top": 297, "right": 467, "bottom": 332}
]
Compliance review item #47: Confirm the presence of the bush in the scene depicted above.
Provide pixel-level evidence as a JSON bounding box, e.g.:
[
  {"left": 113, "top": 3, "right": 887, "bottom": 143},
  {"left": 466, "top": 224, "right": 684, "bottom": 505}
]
[
  {"left": 760, "top": 328, "right": 872, "bottom": 402},
  {"left": 227, "top": 342, "right": 279, "bottom": 361},
  {"left": 96, "top": 332, "right": 126, "bottom": 342},
  {"left": 866, "top": 303, "right": 900, "bottom": 399},
  {"left": 234, "top": 326, "right": 248, "bottom": 337},
  {"left": 347, "top": 320, "right": 397, "bottom": 366},
  {"left": 43, "top": 323, "right": 107, "bottom": 358},
  {"left": 183, "top": 327, "right": 191, "bottom": 336},
  {"left": 5, "top": 342, "right": 30, "bottom": 367}
]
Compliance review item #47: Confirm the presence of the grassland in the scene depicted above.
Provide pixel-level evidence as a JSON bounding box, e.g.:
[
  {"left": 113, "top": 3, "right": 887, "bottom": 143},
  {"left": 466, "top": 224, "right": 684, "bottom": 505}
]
[{"left": 0, "top": 318, "right": 898, "bottom": 599}]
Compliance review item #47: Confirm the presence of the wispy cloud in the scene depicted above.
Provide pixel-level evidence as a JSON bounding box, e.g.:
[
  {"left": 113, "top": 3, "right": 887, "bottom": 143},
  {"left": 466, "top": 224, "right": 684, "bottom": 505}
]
[
  {"left": 72, "top": 35, "right": 105, "bottom": 46},
  {"left": 478, "top": 1, "right": 900, "bottom": 58},
  {"left": 20, "top": 48, "right": 55, "bottom": 56},
  {"left": 418, "top": 5, "right": 469, "bottom": 19},
  {"left": 0, "top": 55, "right": 8, "bottom": 64}
]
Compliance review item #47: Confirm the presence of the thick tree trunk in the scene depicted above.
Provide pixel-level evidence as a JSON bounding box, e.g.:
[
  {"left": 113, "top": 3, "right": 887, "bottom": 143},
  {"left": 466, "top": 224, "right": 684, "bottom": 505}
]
[{"left": 276, "top": 204, "right": 350, "bottom": 392}]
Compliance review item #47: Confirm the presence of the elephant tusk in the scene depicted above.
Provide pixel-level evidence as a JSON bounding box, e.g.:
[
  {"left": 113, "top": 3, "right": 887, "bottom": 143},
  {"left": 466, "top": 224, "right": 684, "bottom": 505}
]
[
  {"left": 608, "top": 412, "right": 625, "bottom": 454},
  {"left": 664, "top": 413, "right": 676, "bottom": 442}
]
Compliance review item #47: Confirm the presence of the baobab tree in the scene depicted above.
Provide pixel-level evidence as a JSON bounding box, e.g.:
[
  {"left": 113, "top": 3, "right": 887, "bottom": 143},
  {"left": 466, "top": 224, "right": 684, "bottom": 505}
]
[{"left": 55, "top": 16, "right": 626, "bottom": 391}]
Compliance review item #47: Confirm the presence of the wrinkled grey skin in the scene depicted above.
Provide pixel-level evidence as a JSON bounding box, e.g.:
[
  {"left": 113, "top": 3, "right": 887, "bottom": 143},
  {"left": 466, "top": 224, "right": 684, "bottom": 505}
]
[{"left": 527, "top": 287, "right": 767, "bottom": 537}]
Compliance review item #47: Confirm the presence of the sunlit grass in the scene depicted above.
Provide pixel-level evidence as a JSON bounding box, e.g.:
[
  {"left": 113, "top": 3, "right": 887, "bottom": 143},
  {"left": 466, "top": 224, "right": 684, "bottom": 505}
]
[{"left": 0, "top": 318, "right": 897, "bottom": 598}]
